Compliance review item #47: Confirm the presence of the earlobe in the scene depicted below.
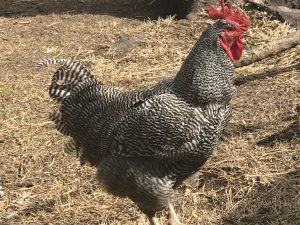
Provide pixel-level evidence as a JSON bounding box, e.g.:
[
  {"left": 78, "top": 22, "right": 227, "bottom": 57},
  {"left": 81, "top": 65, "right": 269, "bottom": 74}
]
[{"left": 218, "top": 31, "right": 226, "bottom": 37}]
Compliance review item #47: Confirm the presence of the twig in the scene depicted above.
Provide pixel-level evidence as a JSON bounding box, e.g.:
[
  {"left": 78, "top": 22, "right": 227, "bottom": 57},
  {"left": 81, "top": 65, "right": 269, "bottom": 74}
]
[
  {"left": 235, "top": 32, "right": 300, "bottom": 68},
  {"left": 246, "top": 166, "right": 300, "bottom": 177},
  {"left": 245, "top": 0, "right": 300, "bottom": 27},
  {"left": 234, "top": 62, "right": 300, "bottom": 86},
  {"left": 147, "top": 0, "right": 157, "bottom": 6}
]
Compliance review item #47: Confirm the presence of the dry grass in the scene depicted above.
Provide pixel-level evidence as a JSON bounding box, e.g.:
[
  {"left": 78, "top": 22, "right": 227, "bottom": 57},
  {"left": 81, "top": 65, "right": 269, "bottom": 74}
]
[{"left": 0, "top": 3, "right": 299, "bottom": 225}]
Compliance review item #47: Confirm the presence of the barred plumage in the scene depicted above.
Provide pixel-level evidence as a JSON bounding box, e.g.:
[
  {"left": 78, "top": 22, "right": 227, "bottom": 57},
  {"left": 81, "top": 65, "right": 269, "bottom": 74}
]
[
  {"left": 39, "top": 5, "right": 250, "bottom": 223},
  {"left": 36, "top": 58, "right": 69, "bottom": 68}
]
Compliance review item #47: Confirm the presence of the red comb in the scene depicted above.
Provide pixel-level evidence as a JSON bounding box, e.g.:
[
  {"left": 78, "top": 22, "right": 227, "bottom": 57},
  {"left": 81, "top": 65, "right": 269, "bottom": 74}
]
[{"left": 208, "top": 0, "right": 250, "bottom": 31}]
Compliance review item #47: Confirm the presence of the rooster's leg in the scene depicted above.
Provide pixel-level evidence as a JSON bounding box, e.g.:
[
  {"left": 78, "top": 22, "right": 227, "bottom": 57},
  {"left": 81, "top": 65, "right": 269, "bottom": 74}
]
[
  {"left": 167, "top": 203, "right": 185, "bottom": 225},
  {"left": 148, "top": 216, "right": 161, "bottom": 225}
]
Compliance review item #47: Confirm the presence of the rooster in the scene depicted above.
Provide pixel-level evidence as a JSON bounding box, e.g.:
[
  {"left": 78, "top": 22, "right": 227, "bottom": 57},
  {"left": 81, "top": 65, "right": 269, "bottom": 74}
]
[{"left": 37, "top": 1, "right": 250, "bottom": 224}]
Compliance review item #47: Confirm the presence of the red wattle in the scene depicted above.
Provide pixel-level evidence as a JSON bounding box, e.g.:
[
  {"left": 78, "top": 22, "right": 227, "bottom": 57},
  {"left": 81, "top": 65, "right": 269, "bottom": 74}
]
[{"left": 220, "top": 35, "right": 244, "bottom": 62}]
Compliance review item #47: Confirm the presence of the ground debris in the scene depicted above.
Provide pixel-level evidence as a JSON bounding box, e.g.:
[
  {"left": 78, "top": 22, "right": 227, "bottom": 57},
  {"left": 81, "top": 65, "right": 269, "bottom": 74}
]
[
  {"left": 112, "top": 36, "right": 140, "bottom": 50},
  {"left": 17, "top": 180, "right": 34, "bottom": 188},
  {"left": 0, "top": 1, "right": 299, "bottom": 225},
  {"left": 235, "top": 32, "right": 300, "bottom": 67},
  {"left": 245, "top": 0, "right": 300, "bottom": 28}
]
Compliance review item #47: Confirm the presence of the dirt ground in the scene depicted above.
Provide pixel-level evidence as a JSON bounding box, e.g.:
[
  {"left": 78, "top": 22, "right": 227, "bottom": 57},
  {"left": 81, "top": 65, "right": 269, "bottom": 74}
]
[
  {"left": 0, "top": 1, "right": 299, "bottom": 225},
  {"left": 0, "top": 0, "right": 195, "bottom": 19}
]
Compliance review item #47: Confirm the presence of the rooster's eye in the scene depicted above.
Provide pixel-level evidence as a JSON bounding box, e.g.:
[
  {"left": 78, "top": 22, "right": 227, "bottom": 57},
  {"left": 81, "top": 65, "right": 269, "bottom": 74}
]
[{"left": 226, "top": 26, "right": 235, "bottom": 31}]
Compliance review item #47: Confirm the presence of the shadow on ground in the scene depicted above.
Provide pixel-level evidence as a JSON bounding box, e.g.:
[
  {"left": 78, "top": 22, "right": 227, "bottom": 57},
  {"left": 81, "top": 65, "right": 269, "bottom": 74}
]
[
  {"left": 183, "top": 157, "right": 299, "bottom": 224},
  {"left": 234, "top": 63, "right": 300, "bottom": 86},
  {"left": 224, "top": 116, "right": 299, "bottom": 143},
  {"left": 0, "top": 0, "right": 194, "bottom": 19},
  {"left": 256, "top": 121, "right": 300, "bottom": 147},
  {"left": 219, "top": 168, "right": 300, "bottom": 225}
]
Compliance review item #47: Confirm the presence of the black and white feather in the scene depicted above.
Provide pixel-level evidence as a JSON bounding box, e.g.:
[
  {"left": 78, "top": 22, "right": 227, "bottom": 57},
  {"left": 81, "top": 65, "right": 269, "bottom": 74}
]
[{"left": 38, "top": 19, "right": 234, "bottom": 218}]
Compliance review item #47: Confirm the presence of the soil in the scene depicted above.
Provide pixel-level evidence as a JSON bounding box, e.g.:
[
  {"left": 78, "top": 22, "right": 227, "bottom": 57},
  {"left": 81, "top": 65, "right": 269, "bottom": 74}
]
[
  {"left": 0, "top": 0, "right": 194, "bottom": 19},
  {"left": 0, "top": 1, "right": 299, "bottom": 225}
]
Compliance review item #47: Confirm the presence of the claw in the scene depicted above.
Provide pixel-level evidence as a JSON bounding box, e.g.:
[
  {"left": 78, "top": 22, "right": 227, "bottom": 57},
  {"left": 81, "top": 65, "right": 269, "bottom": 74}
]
[
  {"left": 149, "top": 216, "right": 161, "bottom": 225},
  {"left": 167, "top": 203, "right": 185, "bottom": 225}
]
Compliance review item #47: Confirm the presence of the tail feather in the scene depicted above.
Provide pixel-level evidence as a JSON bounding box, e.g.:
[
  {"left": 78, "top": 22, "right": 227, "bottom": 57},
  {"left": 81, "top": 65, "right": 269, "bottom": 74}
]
[
  {"left": 49, "top": 111, "right": 71, "bottom": 136},
  {"left": 36, "top": 58, "right": 70, "bottom": 68},
  {"left": 49, "top": 111, "right": 62, "bottom": 122},
  {"left": 64, "top": 138, "right": 88, "bottom": 165},
  {"left": 64, "top": 138, "right": 78, "bottom": 155},
  {"left": 37, "top": 58, "right": 94, "bottom": 103},
  {"left": 38, "top": 58, "right": 104, "bottom": 165}
]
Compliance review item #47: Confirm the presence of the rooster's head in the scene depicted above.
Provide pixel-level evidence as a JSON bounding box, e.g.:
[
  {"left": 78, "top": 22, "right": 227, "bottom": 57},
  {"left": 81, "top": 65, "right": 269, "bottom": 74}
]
[{"left": 208, "top": 0, "right": 251, "bottom": 61}]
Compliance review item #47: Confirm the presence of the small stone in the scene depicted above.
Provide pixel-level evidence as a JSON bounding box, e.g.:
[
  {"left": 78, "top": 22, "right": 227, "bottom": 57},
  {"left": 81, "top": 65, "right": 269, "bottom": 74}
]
[
  {"left": 18, "top": 180, "right": 33, "bottom": 188},
  {"left": 0, "top": 190, "right": 4, "bottom": 198},
  {"left": 201, "top": 197, "right": 209, "bottom": 204},
  {"left": 184, "top": 187, "right": 192, "bottom": 196},
  {"left": 112, "top": 37, "right": 139, "bottom": 49},
  {"left": 186, "top": 13, "right": 199, "bottom": 21},
  {"left": 6, "top": 211, "right": 18, "bottom": 219}
]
